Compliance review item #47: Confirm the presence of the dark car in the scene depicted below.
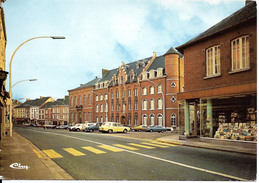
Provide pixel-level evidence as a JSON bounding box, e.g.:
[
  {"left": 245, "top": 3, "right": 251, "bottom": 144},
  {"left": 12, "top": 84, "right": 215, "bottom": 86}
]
[
  {"left": 146, "top": 125, "right": 167, "bottom": 133},
  {"left": 85, "top": 122, "right": 103, "bottom": 132}
]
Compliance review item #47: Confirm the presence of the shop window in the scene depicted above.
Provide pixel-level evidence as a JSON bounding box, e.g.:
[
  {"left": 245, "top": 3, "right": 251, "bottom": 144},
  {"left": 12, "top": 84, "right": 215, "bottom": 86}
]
[
  {"left": 231, "top": 36, "right": 250, "bottom": 71},
  {"left": 206, "top": 45, "right": 221, "bottom": 76}
]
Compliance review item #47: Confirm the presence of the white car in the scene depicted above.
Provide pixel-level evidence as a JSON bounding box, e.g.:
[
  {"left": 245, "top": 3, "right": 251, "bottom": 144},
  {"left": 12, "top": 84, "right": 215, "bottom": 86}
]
[{"left": 69, "top": 123, "right": 95, "bottom": 131}]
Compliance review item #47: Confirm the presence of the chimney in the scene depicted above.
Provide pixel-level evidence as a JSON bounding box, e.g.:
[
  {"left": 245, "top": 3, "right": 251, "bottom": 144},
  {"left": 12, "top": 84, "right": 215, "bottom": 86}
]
[
  {"left": 26, "top": 98, "right": 30, "bottom": 101},
  {"left": 40, "top": 96, "right": 44, "bottom": 99}
]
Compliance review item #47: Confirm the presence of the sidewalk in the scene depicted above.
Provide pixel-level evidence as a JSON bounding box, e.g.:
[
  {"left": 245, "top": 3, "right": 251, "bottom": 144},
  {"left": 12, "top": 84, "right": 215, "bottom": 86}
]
[
  {"left": 0, "top": 131, "right": 73, "bottom": 180},
  {"left": 156, "top": 133, "right": 257, "bottom": 155}
]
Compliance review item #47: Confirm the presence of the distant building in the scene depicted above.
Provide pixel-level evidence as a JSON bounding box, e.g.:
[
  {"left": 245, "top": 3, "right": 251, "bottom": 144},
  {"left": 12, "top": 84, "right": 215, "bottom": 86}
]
[
  {"left": 68, "top": 48, "right": 184, "bottom": 128},
  {"left": 176, "top": 1, "right": 257, "bottom": 142}
]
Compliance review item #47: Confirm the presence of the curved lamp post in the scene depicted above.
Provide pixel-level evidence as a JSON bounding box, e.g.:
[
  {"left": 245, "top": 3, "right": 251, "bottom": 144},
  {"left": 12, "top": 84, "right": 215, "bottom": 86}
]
[
  {"left": 12, "top": 79, "right": 37, "bottom": 88},
  {"left": 9, "top": 36, "right": 65, "bottom": 137}
]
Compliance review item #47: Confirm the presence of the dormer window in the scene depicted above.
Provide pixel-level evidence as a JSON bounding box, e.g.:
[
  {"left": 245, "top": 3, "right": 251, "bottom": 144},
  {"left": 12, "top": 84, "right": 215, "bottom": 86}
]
[
  {"left": 157, "top": 68, "right": 163, "bottom": 77},
  {"left": 120, "top": 76, "right": 124, "bottom": 84}
]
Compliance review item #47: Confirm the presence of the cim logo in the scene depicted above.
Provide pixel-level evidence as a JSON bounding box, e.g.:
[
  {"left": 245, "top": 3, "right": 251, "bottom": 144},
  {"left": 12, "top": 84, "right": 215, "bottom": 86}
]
[{"left": 10, "top": 163, "right": 29, "bottom": 170}]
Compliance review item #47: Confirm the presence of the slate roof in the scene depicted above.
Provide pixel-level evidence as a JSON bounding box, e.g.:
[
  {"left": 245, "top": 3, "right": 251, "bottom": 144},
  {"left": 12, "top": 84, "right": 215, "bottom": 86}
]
[
  {"left": 40, "top": 102, "right": 54, "bottom": 109},
  {"left": 15, "top": 97, "right": 52, "bottom": 108},
  {"left": 176, "top": 1, "right": 257, "bottom": 52},
  {"left": 68, "top": 77, "right": 100, "bottom": 91},
  {"left": 51, "top": 96, "right": 69, "bottom": 106}
]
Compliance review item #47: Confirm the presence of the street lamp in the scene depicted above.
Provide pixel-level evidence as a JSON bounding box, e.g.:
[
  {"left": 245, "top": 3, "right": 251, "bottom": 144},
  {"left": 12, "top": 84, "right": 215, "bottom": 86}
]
[
  {"left": 146, "top": 78, "right": 165, "bottom": 127},
  {"left": 8, "top": 36, "right": 65, "bottom": 137},
  {"left": 91, "top": 90, "right": 108, "bottom": 122},
  {"left": 12, "top": 79, "right": 37, "bottom": 88}
]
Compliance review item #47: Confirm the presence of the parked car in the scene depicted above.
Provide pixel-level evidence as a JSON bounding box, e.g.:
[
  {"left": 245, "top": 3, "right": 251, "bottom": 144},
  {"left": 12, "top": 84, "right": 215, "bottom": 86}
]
[
  {"left": 99, "top": 122, "right": 130, "bottom": 133},
  {"left": 132, "top": 125, "right": 148, "bottom": 132},
  {"left": 44, "top": 124, "right": 56, "bottom": 129},
  {"left": 69, "top": 123, "right": 91, "bottom": 131},
  {"left": 60, "top": 125, "right": 69, "bottom": 129},
  {"left": 146, "top": 125, "right": 167, "bottom": 133},
  {"left": 85, "top": 122, "right": 103, "bottom": 132}
]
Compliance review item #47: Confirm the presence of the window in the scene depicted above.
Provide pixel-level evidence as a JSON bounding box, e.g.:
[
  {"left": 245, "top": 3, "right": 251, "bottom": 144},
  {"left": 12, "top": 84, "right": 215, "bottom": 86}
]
[
  {"left": 100, "top": 116, "right": 103, "bottom": 122},
  {"left": 143, "top": 114, "right": 148, "bottom": 125},
  {"left": 171, "top": 113, "right": 177, "bottom": 127},
  {"left": 128, "top": 113, "right": 132, "bottom": 126},
  {"left": 74, "top": 96, "right": 77, "bottom": 106},
  {"left": 142, "top": 87, "right": 147, "bottom": 95},
  {"left": 122, "top": 103, "right": 126, "bottom": 113},
  {"left": 150, "top": 86, "right": 155, "bottom": 94},
  {"left": 105, "top": 103, "right": 108, "bottom": 112},
  {"left": 116, "top": 113, "right": 119, "bottom": 122},
  {"left": 232, "top": 36, "right": 250, "bottom": 71},
  {"left": 116, "top": 102, "right": 119, "bottom": 111},
  {"left": 150, "top": 99, "right": 155, "bottom": 110},
  {"left": 122, "top": 90, "right": 125, "bottom": 98},
  {"left": 84, "top": 112, "right": 87, "bottom": 122},
  {"left": 120, "top": 76, "right": 124, "bottom": 84},
  {"left": 134, "top": 113, "right": 138, "bottom": 126},
  {"left": 111, "top": 101, "right": 114, "bottom": 111},
  {"left": 96, "top": 116, "right": 99, "bottom": 122},
  {"left": 158, "top": 114, "right": 163, "bottom": 126},
  {"left": 134, "top": 88, "right": 138, "bottom": 96},
  {"left": 157, "top": 98, "right": 163, "bottom": 109},
  {"left": 128, "top": 89, "right": 131, "bottom": 97},
  {"left": 79, "top": 95, "right": 81, "bottom": 105},
  {"left": 128, "top": 99, "right": 131, "bottom": 111},
  {"left": 96, "top": 105, "right": 99, "bottom": 112},
  {"left": 134, "top": 100, "right": 138, "bottom": 110},
  {"left": 105, "top": 93, "right": 108, "bottom": 100},
  {"left": 116, "top": 91, "right": 119, "bottom": 98},
  {"left": 100, "top": 95, "right": 103, "bottom": 101},
  {"left": 57, "top": 108, "right": 60, "bottom": 113},
  {"left": 111, "top": 113, "right": 114, "bottom": 122},
  {"left": 206, "top": 45, "right": 220, "bottom": 76},
  {"left": 96, "top": 95, "right": 99, "bottom": 101},
  {"left": 158, "top": 85, "right": 162, "bottom": 93},
  {"left": 142, "top": 100, "right": 147, "bottom": 110},
  {"left": 84, "top": 94, "right": 86, "bottom": 106},
  {"left": 150, "top": 114, "right": 155, "bottom": 126},
  {"left": 100, "top": 104, "right": 103, "bottom": 112},
  {"left": 88, "top": 94, "right": 91, "bottom": 105},
  {"left": 70, "top": 97, "right": 73, "bottom": 107}
]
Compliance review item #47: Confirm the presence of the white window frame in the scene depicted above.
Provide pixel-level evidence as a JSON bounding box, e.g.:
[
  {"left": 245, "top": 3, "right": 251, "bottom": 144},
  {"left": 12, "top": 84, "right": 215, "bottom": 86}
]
[
  {"left": 231, "top": 36, "right": 250, "bottom": 71},
  {"left": 206, "top": 45, "right": 221, "bottom": 76}
]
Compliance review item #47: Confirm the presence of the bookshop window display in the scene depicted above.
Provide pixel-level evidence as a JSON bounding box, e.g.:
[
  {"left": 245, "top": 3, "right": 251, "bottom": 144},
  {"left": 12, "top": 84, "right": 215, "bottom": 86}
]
[{"left": 200, "top": 95, "right": 257, "bottom": 142}]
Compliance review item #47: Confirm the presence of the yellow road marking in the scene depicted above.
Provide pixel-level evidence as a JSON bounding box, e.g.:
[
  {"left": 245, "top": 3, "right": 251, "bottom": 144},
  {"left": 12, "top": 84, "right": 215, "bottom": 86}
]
[
  {"left": 33, "top": 149, "right": 43, "bottom": 158},
  {"left": 141, "top": 142, "right": 169, "bottom": 148},
  {"left": 152, "top": 141, "right": 178, "bottom": 147},
  {"left": 43, "top": 149, "right": 63, "bottom": 158},
  {"left": 63, "top": 148, "right": 86, "bottom": 156},
  {"left": 82, "top": 146, "right": 106, "bottom": 154},
  {"left": 98, "top": 145, "right": 124, "bottom": 152},
  {"left": 128, "top": 143, "right": 155, "bottom": 149},
  {"left": 113, "top": 144, "right": 139, "bottom": 150}
]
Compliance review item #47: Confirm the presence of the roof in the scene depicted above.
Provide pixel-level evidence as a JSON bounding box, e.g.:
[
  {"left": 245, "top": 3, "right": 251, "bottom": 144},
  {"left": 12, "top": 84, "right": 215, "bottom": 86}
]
[
  {"left": 68, "top": 77, "right": 100, "bottom": 91},
  {"left": 51, "top": 96, "right": 69, "bottom": 106},
  {"left": 15, "top": 97, "right": 52, "bottom": 108},
  {"left": 176, "top": 1, "right": 257, "bottom": 52},
  {"left": 40, "top": 102, "right": 53, "bottom": 109}
]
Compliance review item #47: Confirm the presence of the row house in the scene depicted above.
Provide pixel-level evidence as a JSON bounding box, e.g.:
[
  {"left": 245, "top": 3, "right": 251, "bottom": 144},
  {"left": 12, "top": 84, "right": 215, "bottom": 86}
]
[
  {"left": 13, "top": 96, "right": 53, "bottom": 124},
  {"left": 176, "top": 1, "right": 256, "bottom": 144},
  {"left": 68, "top": 48, "right": 184, "bottom": 128}
]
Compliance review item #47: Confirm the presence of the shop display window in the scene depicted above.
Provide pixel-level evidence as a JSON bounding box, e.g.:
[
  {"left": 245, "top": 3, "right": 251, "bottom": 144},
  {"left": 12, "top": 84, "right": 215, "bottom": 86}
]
[{"left": 200, "top": 95, "right": 257, "bottom": 141}]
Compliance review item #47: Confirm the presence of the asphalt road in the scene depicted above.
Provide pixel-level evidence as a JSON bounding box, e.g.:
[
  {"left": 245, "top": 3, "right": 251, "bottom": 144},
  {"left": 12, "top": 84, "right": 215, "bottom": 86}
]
[{"left": 14, "top": 126, "right": 256, "bottom": 181}]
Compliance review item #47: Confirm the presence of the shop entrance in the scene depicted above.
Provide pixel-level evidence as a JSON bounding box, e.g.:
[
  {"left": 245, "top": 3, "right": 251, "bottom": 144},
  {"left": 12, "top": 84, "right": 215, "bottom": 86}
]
[{"left": 188, "top": 100, "right": 200, "bottom": 136}]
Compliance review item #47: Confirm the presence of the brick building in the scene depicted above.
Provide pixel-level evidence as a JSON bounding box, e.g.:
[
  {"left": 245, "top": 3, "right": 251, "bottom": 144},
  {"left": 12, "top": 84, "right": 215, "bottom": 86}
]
[
  {"left": 68, "top": 48, "right": 184, "bottom": 128},
  {"left": 176, "top": 1, "right": 257, "bottom": 142}
]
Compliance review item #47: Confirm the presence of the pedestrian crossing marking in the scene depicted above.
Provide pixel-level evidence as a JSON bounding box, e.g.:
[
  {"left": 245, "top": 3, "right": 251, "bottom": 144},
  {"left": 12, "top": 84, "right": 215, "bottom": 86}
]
[
  {"left": 113, "top": 144, "right": 139, "bottom": 150},
  {"left": 82, "top": 146, "right": 106, "bottom": 154},
  {"left": 63, "top": 148, "right": 86, "bottom": 156},
  {"left": 152, "top": 141, "right": 178, "bottom": 147},
  {"left": 98, "top": 145, "right": 124, "bottom": 152},
  {"left": 127, "top": 143, "right": 155, "bottom": 149},
  {"left": 43, "top": 149, "right": 63, "bottom": 158},
  {"left": 141, "top": 142, "right": 169, "bottom": 148}
]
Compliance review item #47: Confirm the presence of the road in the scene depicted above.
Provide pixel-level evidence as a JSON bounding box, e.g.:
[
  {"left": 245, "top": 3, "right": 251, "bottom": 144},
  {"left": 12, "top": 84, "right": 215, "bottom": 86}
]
[{"left": 14, "top": 126, "right": 256, "bottom": 181}]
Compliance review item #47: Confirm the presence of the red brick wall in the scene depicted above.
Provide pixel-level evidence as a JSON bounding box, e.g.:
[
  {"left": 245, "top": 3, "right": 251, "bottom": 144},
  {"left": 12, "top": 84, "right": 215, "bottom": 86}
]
[{"left": 183, "top": 19, "right": 257, "bottom": 92}]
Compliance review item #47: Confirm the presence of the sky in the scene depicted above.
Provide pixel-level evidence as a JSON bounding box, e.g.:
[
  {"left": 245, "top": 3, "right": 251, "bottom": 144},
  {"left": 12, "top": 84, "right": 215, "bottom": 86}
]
[{"left": 2, "top": 0, "right": 247, "bottom": 102}]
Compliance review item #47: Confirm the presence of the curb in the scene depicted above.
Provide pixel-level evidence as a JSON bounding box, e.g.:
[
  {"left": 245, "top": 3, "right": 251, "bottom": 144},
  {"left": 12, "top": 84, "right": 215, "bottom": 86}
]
[{"left": 15, "top": 132, "right": 74, "bottom": 180}]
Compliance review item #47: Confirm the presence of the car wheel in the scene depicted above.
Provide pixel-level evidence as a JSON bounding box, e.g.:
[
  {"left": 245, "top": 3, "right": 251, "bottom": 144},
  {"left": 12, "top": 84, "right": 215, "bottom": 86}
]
[
  {"left": 150, "top": 129, "right": 153, "bottom": 132},
  {"left": 123, "top": 129, "right": 127, "bottom": 133},
  {"left": 77, "top": 128, "right": 80, "bottom": 132},
  {"left": 90, "top": 129, "right": 93, "bottom": 132},
  {"left": 161, "top": 130, "right": 164, "bottom": 133},
  {"left": 108, "top": 129, "right": 113, "bottom": 133},
  {"left": 138, "top": 129, "right": 141, "bottom": 132}
]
